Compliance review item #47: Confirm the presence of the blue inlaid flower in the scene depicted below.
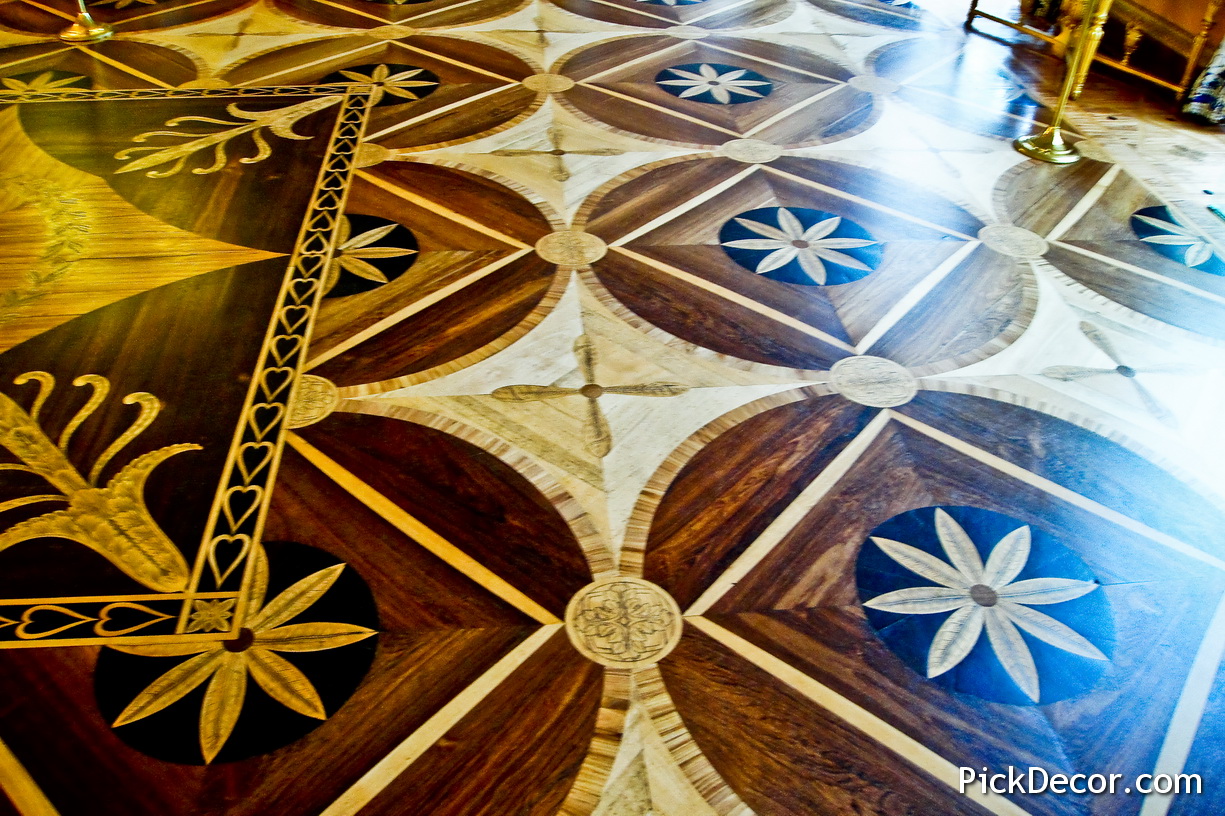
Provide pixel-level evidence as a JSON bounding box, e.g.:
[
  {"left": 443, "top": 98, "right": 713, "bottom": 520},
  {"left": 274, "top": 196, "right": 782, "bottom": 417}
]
[
  {"left": 655, "top": 63, "right": 772, "bottom": 105},
  {"left": 857, "top": 506, "right": 1113, "bottom": 706},
  {"left": 1130, "top": 205, "right": 1225, "bottom": 276},
  {"left": 719, "top": 207, "right": 881, "bottom": 285}
]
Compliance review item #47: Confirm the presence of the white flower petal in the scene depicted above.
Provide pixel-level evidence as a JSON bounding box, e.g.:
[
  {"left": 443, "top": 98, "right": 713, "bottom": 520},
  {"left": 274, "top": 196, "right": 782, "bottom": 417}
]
[
  {"left": 1133, "top": 213, "right": 1195, "bottom": 238},
  {"left": 677, "top": 85, "right": 712, "bottom": 99},
  {"left": 723, "top": 238, "right": 790, "bottom": 251},
  {"left": 862, "top": 586, "right": 972, "bottom": 615},
  {"left": 734, "top": 217, "right": 791, "bottom": 241},
  {"left": 664, "top": 69, "right": 707, "bottom": 82},
  {"left": 1142, "top": 234, "right": 1200, "bottom": 247},
  {"left": 809, "top": 246, "right": 874, "bottom": 273},
  {"left": 802, "top": 216, "right": 841, "bottom": 242},
  {"left": 709, "top": 86, "right": 732, "bottom": 104},
  {"left": 699, "top": 64, "right": 720, "bottom": 80},
  {"left": 814, "top": 237, "right": 877, "bottom": 250},
  {"left": 776, "top": 208, "right": 806, "bottom": 240},
  {"left": 726, "top": 86, "right": 766, "bottom": 100},
  {"left": 934, "top": 509, "right": 984, "bottom": 583},
  {"left": 984, "top": 607, "right": 1041, "bottom": 702},
  {"left": 870, "top": 536, "right": 968, "bottom": 588},
  {"left": 1001, "top": 602, "right": 1108, "bottom": 661},
  {"left": 754, "top": 247, "right": 799, "bottom": 274},
  {"left": 1185, "top": 241, "right": 1214, "bottom": 267},
  {"left": 795, "top": 250, "right": 828, "bottom": 284},
  {"left": 996, "top": 577, "right": 1098, "bottom": 605},
  {"left": 927, "top": 605, "right": 984, "bottom": 678},
  {"left": 981, "top": 525, "right": 1030, "bottom": 588},
  {"left": 719, "top": 69, "right": 748, "bottom": 81}
]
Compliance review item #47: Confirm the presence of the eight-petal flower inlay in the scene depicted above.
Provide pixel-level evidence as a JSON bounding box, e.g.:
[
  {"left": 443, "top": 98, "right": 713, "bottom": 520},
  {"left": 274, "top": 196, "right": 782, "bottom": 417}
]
[
  {"left": 720, "top": 207, "right": 881, "bottom": 285},
  {"left": 326, "top": 64, "right": 440, "bottom": 107},
  {"left": 863, "top": 508, "right": 1107, "bottom": 703},
  {"left": 655, "top": 63, "right": 773, "bottom": 105},
  {"left": 110, "top": 547, "right": 376, "bottom": 762}
]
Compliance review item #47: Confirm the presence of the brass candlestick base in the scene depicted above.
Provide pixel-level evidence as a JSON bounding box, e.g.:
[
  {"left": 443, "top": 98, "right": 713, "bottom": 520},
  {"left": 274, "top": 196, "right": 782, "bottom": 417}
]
[
  {"left": 59, "top": 11, "right": 112, "bottom": 43},
  {"left": 1014, "top": 126, "right": 1080, "bottom": 165}
]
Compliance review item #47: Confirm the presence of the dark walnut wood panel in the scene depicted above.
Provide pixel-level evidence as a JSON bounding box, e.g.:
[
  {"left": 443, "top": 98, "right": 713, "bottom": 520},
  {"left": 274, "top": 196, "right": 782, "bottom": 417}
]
[
  {"left": 312, "top": 251, "right": 556, "bottom": 386},
  {"left": 297, "top": 413, "right": 592, "bottom": 616},
  {"left": 591, "top": 249, "right": 850, "bottom": 369},
  {"left": 899, "top": 393, "right": 1225, "bottom": 554},
  {"left": 0, "top": 41, "right": 200, "bottom": 89},
  {"left": 0, "top": 620, "right": 532, "bottom": 816},
  {"left": 661, "top": 626, "right": 992, "bottom": 816},
  {"left": 644, "top": 397, "right": 878, "bottom": 610},
  {"left": 996, "top": 158, "right": 1115, "bottom": 237},
  {"left": 359, "top": 629, "right": 601, "bottom": 816},
  {"left": 18, "top": 96, "right": 340, "bottom": 253},
  {"left": 0, "top": 262, "right": 286, "bottom": 599},
  {"left": 265, "top": 445, "right": 536, "bottom": 630}
]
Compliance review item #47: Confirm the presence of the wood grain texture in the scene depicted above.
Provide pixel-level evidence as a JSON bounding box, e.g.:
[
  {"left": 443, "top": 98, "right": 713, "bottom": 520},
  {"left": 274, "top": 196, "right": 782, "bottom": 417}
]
[
  {"left": 660, "top": 625, "right": 992, "bottom": 816},
  {"left": 644, "top": 397, "right": 877, "bottom": 610},
  {"left": 296, "top": 412, "right": 592, "bottom": 616},
  {"left": 0, "top": 262, "right": 286, "bottom": 598},
  {"left": 357, "top": 628, "right": 602, "bottom": 816}
]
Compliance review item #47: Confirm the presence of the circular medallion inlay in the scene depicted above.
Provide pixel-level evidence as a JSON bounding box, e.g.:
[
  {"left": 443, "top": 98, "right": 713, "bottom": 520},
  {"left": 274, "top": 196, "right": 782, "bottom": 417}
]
[
  {"left": 178, "top": 77, "right": 231, "bottom": 89},
  {"left": 829, "top": 356, "right": 917, "bottom": 407},
  {"left": 857, "top": 506, "right": 1113, "bottom": 706},
  {"left": 288, "top": 375, "right": 341, "bottom": 429},
  {"left": 847, "top": 74, "right": 900, "bottom": 95},
  {"left": 717, "top": 139, "right": 784, "bottom": 164},
  {"left": 522, "top": 73, "right": 575, "bottom": 93},
  {"left": 536, "top": 230, "right": 608, "bottom": 266},
  {"left": 565, "top": 577, "right": 682, "bottom": 668},
  {"left": 1073, "top": 139, "right": 1113, "bottom": 162},
  {"left": 977, "top": 224, "right": 1049, "bottom": 259}
]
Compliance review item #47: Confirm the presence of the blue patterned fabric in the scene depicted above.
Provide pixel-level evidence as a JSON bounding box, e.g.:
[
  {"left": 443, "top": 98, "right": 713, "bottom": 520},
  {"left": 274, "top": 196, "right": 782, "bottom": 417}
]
[{"left": 1185, "top": 41, "right": 1225, "bottom": 124}]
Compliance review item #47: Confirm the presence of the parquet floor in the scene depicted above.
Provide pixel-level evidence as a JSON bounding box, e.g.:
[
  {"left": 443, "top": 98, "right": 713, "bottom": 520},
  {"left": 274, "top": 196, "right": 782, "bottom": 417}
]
[{"left": 1, "top": 0, "right": 1225, "bottom": 814}]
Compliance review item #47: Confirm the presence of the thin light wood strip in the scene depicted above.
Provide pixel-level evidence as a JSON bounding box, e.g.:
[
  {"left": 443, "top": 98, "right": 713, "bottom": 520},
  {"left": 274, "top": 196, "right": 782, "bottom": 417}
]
[
  {"left": 684, "top": 409, "right": 891, "bottom": 615},
  {"left": 888, "top": 411, "right": 1225, "bottom": 569},
  {"left": 1050, "top": 241, "right": 1225, "bottom": 306},
  {"left": 16, "top": 0, "right": 74, "bottom": 21},
  {"left": 287, "top": 432, "right": 562, "bottom": 624},
  {"left": 0, "top": 737, "right": 60, "bottom": 816},
  {"left": 557, "top": 669, "right": 633, "bottom": 816},
  {"left": 687, "top": 617, "right": 1031, "bottom": 816},
  {"left": 353, "top": 169, "right": 532, "bottom": 249},
  {"left": 1138, "top": 591, "right": 1225, "bottom": 816},
  {"left": 363, "top": 84, "right": 516, "bottom": 141},
  {"left": 305, "top": 248, "right": 532, "bottom": 370},
  {"left": 1044, "top": 164, "right": 1123, "bottom": 242},
  {"left": 608, "top": 165, "right": 760, "bottom": 247},
  {"left": 611, "top": 247, "right": 856, "bottom": 353},
  {"left": 578, "top": 84, "right": 743, "bottom": 138},
  {"left": 74, "top": 46, "right": 174, "bottom": 89},
  {"left": 762, "top": 166, "right": 977, "bottom": 240},
  {"left": 318, "top": 625, "right": 562, "bottom": 816},
  {"left": 856, "top": 241, "right": 981, "bottom": 354},
  {"left": 742, "top": 84, "right": 847, "bottom": 138},
  {"left": 234, "top": 41, "right": 384, "bottom": 87}
]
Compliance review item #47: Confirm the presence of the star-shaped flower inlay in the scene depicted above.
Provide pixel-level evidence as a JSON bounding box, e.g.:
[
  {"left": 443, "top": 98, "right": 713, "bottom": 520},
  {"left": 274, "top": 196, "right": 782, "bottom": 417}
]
[
  {"left": 324, "top": 215, "right": 417, "bottom": 297},
  {"left": 863, "top": 509, "right": 1107, "bottom": 703},
  {"left": 110, "top": 548, "right": 376, "bottom": 762},
  {"left": 186, "top": 599, "right": 236, "bottom": 633},
  {"left": 0, "top": 71, "right": 90, "bottom": 92},
  {"left": 1041, "top": 322, "right": 1193, "bottom": 424},
  {"left": 1130, "top": 205, "right": 1223, "bottom": 274},
  {"left": 328, "top": 64, "right": 440, "bottom": 107},
  {"left": 655, "top": 63, "right": 773, "bottom": 105},
  {"left": 720, "top": 207, "right": 881, "bottom": 285},
  {"left": 492, "top": 335, "right": 688, "bottom": 457}
]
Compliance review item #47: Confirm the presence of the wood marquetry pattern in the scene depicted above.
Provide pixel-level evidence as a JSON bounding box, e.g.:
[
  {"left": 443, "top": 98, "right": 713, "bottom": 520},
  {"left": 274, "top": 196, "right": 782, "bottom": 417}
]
[{"left": 2, "top": 0, "right": 1225, "bottom": 813}]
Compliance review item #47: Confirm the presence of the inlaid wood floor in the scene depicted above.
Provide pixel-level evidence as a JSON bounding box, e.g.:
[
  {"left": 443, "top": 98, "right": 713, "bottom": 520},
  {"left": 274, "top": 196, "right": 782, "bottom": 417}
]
[{"left": 1, "top": 0, "right": 1224, "bottom": 814}]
